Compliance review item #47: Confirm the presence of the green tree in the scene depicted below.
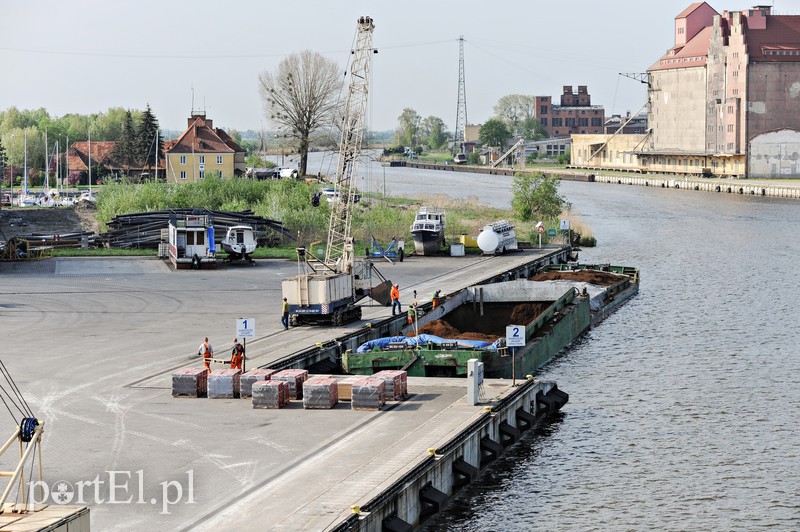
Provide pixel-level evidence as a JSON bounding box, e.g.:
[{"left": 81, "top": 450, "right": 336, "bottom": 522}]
[
  {"left": 136, "top": 104, "right": 163, "bottom": 177},
  {"left": 479, "top": 119, "right": 511, "bottom": 150},
  {"left": 112, "top": 111, "right": 137, "bottom": 176},
  {"left": 493, "top": 94, "right": 535, "bottom": 134},
  {"left": 0, "top": 137, "right": 6, "bottom": 183},
  {"left": 511, "top": 172, "right": 570, "bottom": 222},
  {"left": 421, "top": 115, "right": 447, "bottom": 150},
  {"left": 258, "top": 50, "right": 343, "bottom": 177},
  {"left": 520, "top": 116, "right": 547, "bottom": 141},
  {"left": 394, "top": 108, "right": 421, "bottom": 148}
]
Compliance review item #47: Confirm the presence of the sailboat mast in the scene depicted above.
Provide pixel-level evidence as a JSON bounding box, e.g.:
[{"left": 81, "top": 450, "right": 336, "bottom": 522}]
[
  {"left": 88, "top": 129, "right": 92, "bottom": 194},
  {"left": 23, "top": 130, "right": 27, "bottom": 195}
]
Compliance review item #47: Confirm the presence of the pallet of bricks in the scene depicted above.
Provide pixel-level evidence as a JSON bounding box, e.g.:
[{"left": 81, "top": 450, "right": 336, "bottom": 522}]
[
  {"left": 240, "top": 368, "right": 279, "bottom": 398},
  {"left": 271, "top": 369, "right": 308, "bottom": 400},
  {"left": 351, "top": 378, "right": 386, "bottom": 411},
  {"left": 252, "top": 380, "right": 290, "bottom": 409},
  {"left": 172, "top": 367, "right": 209, "bottom": 397},
  {"left": 208, "top": 369, "right": 241, "bottom": 398},
  {"left": 302, "top": 376, "right": 338, "bottom": 409},
  {"left": 371, "top": 370, "right": 407, "bottom": 401}
]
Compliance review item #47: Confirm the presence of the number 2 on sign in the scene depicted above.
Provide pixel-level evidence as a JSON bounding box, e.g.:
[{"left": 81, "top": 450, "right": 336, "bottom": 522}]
[{"left": 511, "top": 327, "right": 520, "bottom": 337}]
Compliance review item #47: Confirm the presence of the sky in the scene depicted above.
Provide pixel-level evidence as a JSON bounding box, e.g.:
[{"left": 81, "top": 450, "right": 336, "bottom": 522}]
[{"left": 3, "top": 1, "right": 799, "bottom": 135}]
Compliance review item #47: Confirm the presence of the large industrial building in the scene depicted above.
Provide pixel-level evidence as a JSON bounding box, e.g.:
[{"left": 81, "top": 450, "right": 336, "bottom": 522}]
[{"left": 572, "top": 3, "right": 800, "bottom": 178}]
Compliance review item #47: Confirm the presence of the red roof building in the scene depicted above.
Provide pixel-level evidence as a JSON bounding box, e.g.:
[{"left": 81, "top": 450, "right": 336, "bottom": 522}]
[{"left": 164, "top": 113, "right": 246, "bottom": 183}]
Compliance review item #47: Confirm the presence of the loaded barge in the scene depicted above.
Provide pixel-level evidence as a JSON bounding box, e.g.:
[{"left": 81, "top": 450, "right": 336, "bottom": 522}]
[{"left": 343, "top": 264, "right": 639, "bottom": 379}]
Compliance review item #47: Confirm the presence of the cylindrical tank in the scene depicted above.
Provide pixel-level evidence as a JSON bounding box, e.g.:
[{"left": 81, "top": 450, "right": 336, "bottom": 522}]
[{"left": 477, "top": 228, "right": 500, "bottom": 254}]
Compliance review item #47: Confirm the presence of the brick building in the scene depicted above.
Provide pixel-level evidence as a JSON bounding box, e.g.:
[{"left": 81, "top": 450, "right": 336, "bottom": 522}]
[
  {"left": 534, "top": 86, "right": 605, "bottom": 138},
  {"left": 572, "top": 3, "right": 800, "bottom": 178}
]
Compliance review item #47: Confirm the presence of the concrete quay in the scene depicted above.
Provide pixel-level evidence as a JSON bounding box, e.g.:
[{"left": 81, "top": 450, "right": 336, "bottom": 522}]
[
  {"left": 590, "top": 173, "right": 800, "bottom": 199},
  {"left": 0, "top": 247, "right": 572, "bottom": 530}
]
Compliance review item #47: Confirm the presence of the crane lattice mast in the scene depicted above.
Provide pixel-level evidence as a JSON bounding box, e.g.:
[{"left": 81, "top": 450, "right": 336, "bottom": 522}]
[{"left": 323, "top": 16, "right": 375, "bottom": 272}]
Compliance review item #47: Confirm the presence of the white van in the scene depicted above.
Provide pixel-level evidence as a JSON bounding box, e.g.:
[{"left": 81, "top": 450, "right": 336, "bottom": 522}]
[{"left": 453, "top": 153, "right": 467, "bottom": 164}]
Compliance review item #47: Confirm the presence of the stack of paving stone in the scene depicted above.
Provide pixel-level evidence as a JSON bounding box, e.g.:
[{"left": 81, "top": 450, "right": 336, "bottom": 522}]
[
  {"left": 336, "top": 376, "right": 364, "bottom": 401},
  {"left": 240, "top": 368, "right": 279, "bottom": 398},
  {"left": 208, "top": 369, "right": 241, "bottom": 399},
  {"left": 172, "top": 367, "right": 208, "bottom": 397},
  {"left": 351, "top": 378, "right": 386, "bottom": 411},
  {"left": 302, "top": 377, "right": 339, "bottom": 409},
  {"left": 271, "top": 369, "right": 308, "bottom": 400},
  {"left": 252, "top": 380, "right": 289, "bottom": 409},
  {"left": 371, "top": 370, "right": 408, "bottom": 400}
]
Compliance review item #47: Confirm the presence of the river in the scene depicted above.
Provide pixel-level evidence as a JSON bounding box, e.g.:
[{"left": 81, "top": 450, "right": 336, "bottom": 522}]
[{"left": 343, "top": 158, "right": 800, "bottom": 530}]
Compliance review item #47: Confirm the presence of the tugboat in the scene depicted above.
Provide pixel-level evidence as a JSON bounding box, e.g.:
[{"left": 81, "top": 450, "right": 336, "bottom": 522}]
[
  {"left": 410, "top": 206, "right": 445, "bottom": 256},
  {"left": 221, "top": 225, "right": 257, "bottom": 264}
]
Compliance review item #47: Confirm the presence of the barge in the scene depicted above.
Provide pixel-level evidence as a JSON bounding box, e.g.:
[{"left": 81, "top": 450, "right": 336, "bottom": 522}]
[{"left": 343, "top": 264, "right": 639, "bottom": 379}]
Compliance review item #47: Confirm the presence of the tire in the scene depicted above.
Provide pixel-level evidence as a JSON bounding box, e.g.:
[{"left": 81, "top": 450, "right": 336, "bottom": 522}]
[
  {"left": 399, "top": 248, "right": 404, "bottom": 262},
  {"left": 289, "top": 314, "right": 300, "bottom": 327}
]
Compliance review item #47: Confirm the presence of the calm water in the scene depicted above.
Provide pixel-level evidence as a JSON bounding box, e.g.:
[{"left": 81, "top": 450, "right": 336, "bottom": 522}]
[{"left": 363, "top": 161, "right": 800, "bottom": 530}]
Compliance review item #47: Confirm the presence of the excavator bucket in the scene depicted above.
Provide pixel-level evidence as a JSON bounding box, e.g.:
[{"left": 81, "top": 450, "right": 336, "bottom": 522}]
[{"left": 369, "top": 279, "right": 393, "bottom": 306}]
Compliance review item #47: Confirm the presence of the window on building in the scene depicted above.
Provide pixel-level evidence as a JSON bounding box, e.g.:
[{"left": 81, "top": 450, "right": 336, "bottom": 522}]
[
  {"left": 727, "top": 143, "right": 734, "bottom": 150},
  {"left": 727, "top": 106, "right": 734, "bottom": 114},
  {"left": 541, "top": 118, "right": 548, "bottom": 126},
  {"left": 217, "top": 156, "right": 223, "bottom": 164},
  {"left": 540, "top": 106, "right": 548, "bottom": 115},
  {"left": 199, "top": 171, "right": 205, "bottom": 179},
  {"left": 678, "top": 27, "right": 684, "bottom": 34},
  {"left": 591, "top": 118, "right": 602, "bottom": 127},
  {"left": 180, "top": 171, "right": 186, "bottom": 180},
  {"left": 199, "top": 155, "right": 205, "bottom": 164},
  {"left": 180, "top": 155, "right": 186, "bottom": 164},
  {"left": 579, "top": 118, "right": 588, "bottom": 126},
  {"left": 727, "top": 124, "right": 734, "bottom": 132}
]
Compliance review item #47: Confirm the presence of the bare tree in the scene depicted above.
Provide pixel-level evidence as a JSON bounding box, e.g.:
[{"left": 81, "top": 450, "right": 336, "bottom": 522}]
[
  {"left": 493, "top": 94, "right": 535, "bottom": 134},
  {"left": 258, "top": 50, "right": 342, "bottom": 176}
]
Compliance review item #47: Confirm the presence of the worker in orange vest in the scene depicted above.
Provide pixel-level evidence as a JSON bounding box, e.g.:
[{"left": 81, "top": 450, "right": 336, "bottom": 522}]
[
  {"left": 198, "top": 337, "right": 214, "bottom": 371},
  {"left": 230, "top": 338, "right": 244, "bottom": 370},
  {"left": 390, "top": 284, "right": 401, "bottom": 316}
]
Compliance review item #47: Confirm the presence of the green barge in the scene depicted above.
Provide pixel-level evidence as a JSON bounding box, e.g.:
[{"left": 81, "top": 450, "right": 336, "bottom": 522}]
[{"left": 342, "top": 264, "right": 639, "bottom": 379}]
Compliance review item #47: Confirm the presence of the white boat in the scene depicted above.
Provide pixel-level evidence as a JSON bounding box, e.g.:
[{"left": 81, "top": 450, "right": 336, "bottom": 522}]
[
  {"left": 410, "top": 206, "right": 445, "bottom": 256},
  {"left": 221, "top": 225, "right": 257, "bottom": 263}
]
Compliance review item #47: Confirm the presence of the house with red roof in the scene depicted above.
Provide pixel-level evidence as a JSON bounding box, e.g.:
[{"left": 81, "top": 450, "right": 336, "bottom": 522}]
[
  {"left": 572, "top": 3, "right": 800, "bottom": 178},
  {"left": 165, "top": 113, "right": 246, "bottom": 183},
  {"left": 67, "top": 141, "right": 165, "bottom": 182}
]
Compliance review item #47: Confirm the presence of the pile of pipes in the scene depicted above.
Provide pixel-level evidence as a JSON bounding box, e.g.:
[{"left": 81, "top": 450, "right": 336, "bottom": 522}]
[{"left": 98, "top": 209, "right": 293, "bottom": 248}]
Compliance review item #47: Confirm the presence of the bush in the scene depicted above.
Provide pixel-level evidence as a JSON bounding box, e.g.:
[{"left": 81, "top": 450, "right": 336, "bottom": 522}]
[{"left": 467, "top": 152, "right": 480, "bottom": 164}]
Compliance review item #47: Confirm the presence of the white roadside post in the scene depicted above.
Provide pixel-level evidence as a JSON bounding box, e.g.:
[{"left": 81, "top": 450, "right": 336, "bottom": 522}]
[
  {"left": 536, "top": 221, "right": 544, "bottom": 248},
  {"left": 506, "top": 324, "right": 525, "bottom": 386},
  {"left": 466, "top": 358, "right": 484, "bottom": 406},
  {"left": 235, "top": 318, "right": 256, "bottom": 372}
]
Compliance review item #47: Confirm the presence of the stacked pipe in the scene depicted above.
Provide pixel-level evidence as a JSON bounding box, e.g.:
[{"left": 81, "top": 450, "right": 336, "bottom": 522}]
[{"left": 98, "top": 209, "right": 293, "bottom": 248}]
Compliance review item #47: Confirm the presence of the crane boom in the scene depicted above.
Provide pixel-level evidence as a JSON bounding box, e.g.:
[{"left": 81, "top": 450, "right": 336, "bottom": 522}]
[{"left": 324, "top": 16, "right": 375, "bottom": 273}]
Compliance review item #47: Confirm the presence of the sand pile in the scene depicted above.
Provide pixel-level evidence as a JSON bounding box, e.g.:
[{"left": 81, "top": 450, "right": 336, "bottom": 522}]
[{"left": 412, "top": 320, "right": 500, "bottom": 342}]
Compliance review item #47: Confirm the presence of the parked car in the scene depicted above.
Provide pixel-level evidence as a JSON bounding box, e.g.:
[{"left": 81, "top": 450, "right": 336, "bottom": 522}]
[
  {"left": 453, "top": 153, "right": 467, "bottom": 164},
  {"left": 1, "top": 194, "right": 11, "bottom": 206},
  {"left": 280, "top": 167, "right": 299, "bottom": 179}
]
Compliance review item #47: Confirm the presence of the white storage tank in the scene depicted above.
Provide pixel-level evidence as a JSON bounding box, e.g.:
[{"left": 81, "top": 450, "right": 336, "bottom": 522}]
[{"left": 477, "top": 220, "right": 518, "bottom": 255}]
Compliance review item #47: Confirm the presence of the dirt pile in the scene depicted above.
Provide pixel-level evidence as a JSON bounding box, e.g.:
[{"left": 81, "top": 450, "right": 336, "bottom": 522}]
[
  {"left": 0, "top": 205, "right": 90, "bottom": 241},
  {"left": 531, "top": 269, "right": 626, "bottom": 286},
  {"left": 413, "top": 320, "right": 500, "bottom": 342},
  {"left": 510, "top": 302, "right": 551, "bottom": 324}
]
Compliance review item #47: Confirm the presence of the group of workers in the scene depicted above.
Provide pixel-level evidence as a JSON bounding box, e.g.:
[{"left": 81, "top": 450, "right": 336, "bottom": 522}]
[
  {"left": 197, "top": 288, "right": 445, "bottom": 370},
  {"left": 198, "top": 337, "right": 244, "bottom": 372}
]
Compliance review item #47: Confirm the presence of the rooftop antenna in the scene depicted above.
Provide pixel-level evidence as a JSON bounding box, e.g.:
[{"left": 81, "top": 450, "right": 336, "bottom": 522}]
[
  {"left": 191, "top": 85, "right": 195, "bottom": 115},
  {"left": 453, "top": 36, "right": 468, "bottom": 156}
]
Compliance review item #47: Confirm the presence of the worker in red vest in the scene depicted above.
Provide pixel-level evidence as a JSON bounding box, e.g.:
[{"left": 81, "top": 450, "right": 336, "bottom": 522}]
[
  {"left": 230, "top": 338, "right": 244, "bottom": 370},
  {"left": 198, "top": 337, "right": 213, "bottom": 371},
  {"left": 390, "top": 284, "right": 401, "bottom": 316}
]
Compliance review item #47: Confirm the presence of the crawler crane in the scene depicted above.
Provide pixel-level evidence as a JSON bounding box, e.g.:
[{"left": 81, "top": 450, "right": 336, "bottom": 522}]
[{"left": 282, "top": 16, "right": 392, "bottom": 326}]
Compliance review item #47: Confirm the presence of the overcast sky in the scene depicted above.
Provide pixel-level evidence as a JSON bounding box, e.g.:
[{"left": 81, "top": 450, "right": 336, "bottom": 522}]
[{"left": 3, "top": 1, "right": 797, "bottom": 134}]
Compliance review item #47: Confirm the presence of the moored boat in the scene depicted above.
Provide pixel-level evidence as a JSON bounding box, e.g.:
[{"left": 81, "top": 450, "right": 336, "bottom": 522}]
[
  {"left": 221, "top": 225, "right": 257, "bottom": 263},
  {"left": 410, "top": 206, "right": 445, "bottom": 255}
]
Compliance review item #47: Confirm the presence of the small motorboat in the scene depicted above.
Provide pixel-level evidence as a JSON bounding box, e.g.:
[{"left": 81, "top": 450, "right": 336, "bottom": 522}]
[
  {"left": 410, "top": 206, "right": 445, "bottom": 256},
  {"left": 221, "top": 225, "right": 257, "bottom": 263}
]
